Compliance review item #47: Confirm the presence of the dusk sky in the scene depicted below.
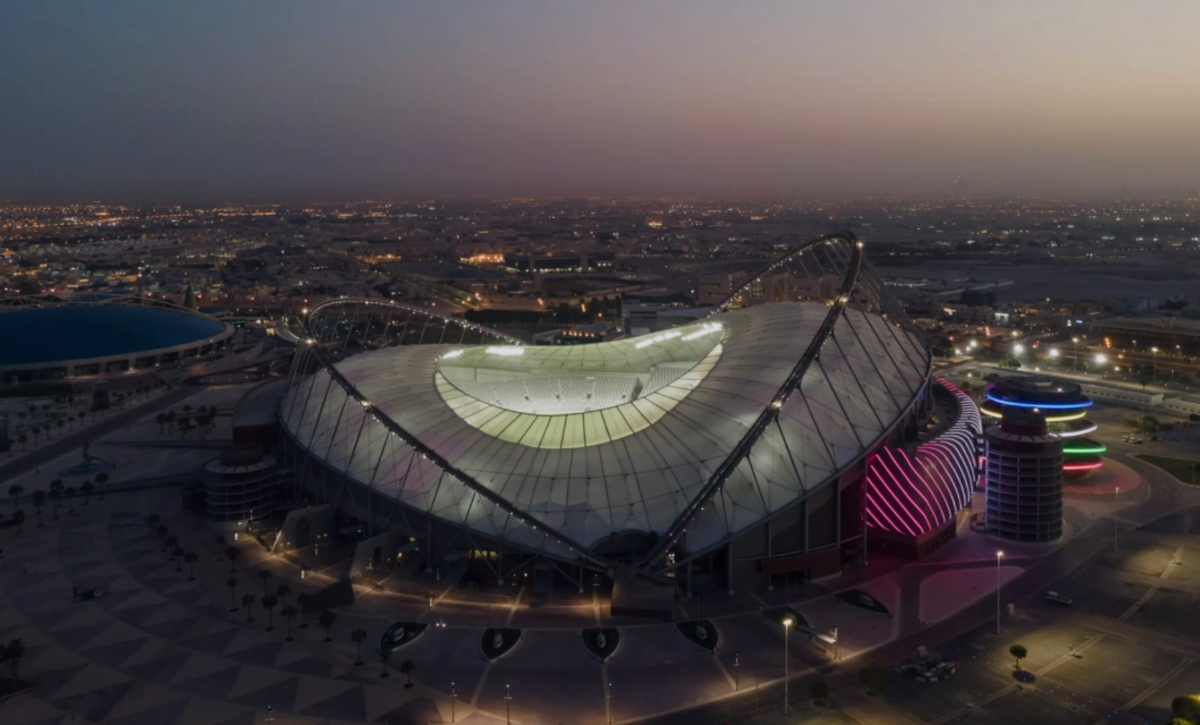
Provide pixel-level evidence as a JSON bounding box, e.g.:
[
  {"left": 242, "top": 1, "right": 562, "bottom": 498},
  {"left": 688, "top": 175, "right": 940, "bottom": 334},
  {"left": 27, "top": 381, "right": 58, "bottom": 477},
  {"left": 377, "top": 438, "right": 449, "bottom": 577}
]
[{"left": 2, "top": 1, "right": 1199, "bottom": 201}]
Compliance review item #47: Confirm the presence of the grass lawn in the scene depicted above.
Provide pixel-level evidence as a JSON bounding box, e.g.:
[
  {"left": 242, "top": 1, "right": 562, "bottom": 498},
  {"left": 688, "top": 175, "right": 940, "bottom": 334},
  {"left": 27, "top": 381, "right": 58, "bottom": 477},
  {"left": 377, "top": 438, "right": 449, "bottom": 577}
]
[{"left": 1135, "top": 454, "right": 1200, "bottom": 485}]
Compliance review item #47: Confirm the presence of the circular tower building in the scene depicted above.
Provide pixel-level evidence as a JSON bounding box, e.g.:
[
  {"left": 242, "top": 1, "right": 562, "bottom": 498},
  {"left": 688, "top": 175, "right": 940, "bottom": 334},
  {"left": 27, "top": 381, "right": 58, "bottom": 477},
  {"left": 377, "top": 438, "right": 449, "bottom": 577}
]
[{"left": 984, "top": 408, "right": 1063, "bottom": 542}]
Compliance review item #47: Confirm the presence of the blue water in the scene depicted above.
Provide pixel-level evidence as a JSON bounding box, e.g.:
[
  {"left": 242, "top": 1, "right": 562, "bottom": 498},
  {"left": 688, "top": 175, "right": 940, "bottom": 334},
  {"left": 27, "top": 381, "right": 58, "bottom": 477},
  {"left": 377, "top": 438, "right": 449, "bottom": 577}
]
[{"left": 0, "top": 306, "right": 227, "bottom": 365}]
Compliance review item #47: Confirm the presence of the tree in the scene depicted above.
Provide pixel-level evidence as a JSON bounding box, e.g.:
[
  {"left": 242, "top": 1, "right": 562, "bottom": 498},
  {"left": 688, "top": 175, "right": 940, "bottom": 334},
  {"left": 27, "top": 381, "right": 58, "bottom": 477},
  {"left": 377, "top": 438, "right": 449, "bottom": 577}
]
[
  {"left": 215, "top": 535, "right": 226, "bottom": 561},
  {"left": 183, "top": 551, "right": 198, "bottom": 580},
  {"left": 49, "top": 480, "right": 64, "bottom": 518},
  {"left": 94, "top": 472, "right": 107, "bottom": 500},
  {"left": 261, "top": 594, "right": 279, "bottom": 631},
  {"left": 226, "top": 576, "right": 239, "bottom": 611},
  {"left": 31, "top": 491, "right": 45, "bottom": 527},
  {"left": 225, "top": 546, "right": 240, "bottom": 573},
  {"left": 296, "top": 593, "right": 311, "bottom": 628},
  {"left": 1009, "top": 643, "right": 1028, "bottom": 671},
  {"left": 242, "top": 594, "right": 257, "bottom": 622},
  {"left": 399, "top": 659, "right": 416, "bottom": 688},
  {"left": 63, "top": 487, "right": 77, "bottom": 515},
  {"left": 258, "top": 569, "right": 273, "bottom": 594},
  {"left": 281, "top": 607, "right": 298, "bottom": 641},
  {"left": 809, "top": 679, "right": 830, "bottom": 702},
  {"left": 12, "top": 510, "right": 25, "bottom": 535},
  {"left": 7, "top": 484, "right": 23, "bottom": 514},
  {"left": 859, "top": 665, "right": 890, "bottom": 694},
  {"left": 79, "top": 481, "right": 94, "bottom": 506},
  {"left": 276, "top": 582, "right": 291, "bottom": 608},
  {"left": 172, "top": 545, "right": 185, "bottom": 571},
  {"left": 1, "top": 638, "right": 26, "bottom": 694},
  {"left": 318, "top": 610, "right": 336, "bottom": 642},
  {"left": 16, "top": 435, "right": 26, "bottom": 451},
  {"left": 350, "top": 628, "right": 368, "bottom": 666},
  {"left": 164, "top": 534, "right": 178, "bottom": 555},
  {"left": 379, "top": 641, "right": 393, "bottom": 678},
  {"left": 1172, "top": 694, "right": 1200, "bottom": 722}
]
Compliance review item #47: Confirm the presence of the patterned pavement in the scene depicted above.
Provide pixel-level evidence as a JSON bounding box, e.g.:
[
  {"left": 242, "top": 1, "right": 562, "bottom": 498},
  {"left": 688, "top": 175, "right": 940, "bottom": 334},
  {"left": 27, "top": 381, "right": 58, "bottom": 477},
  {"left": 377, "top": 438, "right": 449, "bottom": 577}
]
[{"left": 0, "top": 504, "right": 445, "bottom": 725}]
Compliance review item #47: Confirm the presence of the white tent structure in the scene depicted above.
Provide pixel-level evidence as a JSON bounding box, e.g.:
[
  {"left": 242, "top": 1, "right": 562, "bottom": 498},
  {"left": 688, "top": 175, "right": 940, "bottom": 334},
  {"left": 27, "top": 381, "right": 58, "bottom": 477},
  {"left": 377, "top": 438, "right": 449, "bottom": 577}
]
[{"left": 281, "top": 232, "right": 931, "bottom": 580}]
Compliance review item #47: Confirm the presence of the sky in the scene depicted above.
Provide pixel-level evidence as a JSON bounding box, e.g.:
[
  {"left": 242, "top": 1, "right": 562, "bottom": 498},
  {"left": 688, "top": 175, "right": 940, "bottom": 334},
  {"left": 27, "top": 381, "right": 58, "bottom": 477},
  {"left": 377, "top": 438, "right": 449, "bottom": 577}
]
[{"left": 2, "top": 1, "right": 1199, "bottom": 201}]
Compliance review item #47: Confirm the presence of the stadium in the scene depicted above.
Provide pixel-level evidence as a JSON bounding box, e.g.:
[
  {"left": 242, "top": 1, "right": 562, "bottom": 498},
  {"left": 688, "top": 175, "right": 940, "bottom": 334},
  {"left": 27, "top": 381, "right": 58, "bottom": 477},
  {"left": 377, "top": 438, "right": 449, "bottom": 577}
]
[
  {"left": 280, "top": 232, "right": 980, "bottom": 603},
  {"left": 0, "top": 295, "right": 235, "bottom": 383}
]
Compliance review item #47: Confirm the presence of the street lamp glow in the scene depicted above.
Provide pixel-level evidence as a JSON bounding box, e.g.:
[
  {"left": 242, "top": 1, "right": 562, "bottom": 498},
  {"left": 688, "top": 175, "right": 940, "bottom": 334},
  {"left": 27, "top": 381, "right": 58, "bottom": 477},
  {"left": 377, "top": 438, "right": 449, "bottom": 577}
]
[
  {"left": 1014, "top": 343, "right": 1025, "bottom": 354},
  {"left": 782, "top": 617, "right": 794, "bottom": 714},
  {"left": 1049, "top": 348, "right": 1060, "bottom": 358},
  {"left": 1095, "top": 353, "right": 1107, "bottom": 364},
  {"left": 995, "top": 550, "right": 1004, "bottom": 634}
]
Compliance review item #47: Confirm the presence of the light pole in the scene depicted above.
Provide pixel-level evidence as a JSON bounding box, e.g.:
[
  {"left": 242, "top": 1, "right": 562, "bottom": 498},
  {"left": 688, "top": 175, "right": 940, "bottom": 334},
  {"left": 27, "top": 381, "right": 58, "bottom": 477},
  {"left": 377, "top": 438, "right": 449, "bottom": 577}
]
[
  {"left": 607, "top": 681, "right": 614, "bottom": 724},
  {"left": 504, "top": 683, "right": 512, "bottom": 725},
  {"left": 1073, "top": 336, "right": 1079, "bottom": 373},
  {"left": 1114, "top": 486, "right": 1120, "bottom": 552},
  {"left": 734, "top": 650, "right": 741, "bottom": 690},
  {"left": 995, "top": 551, "right": 1004, "bottom": 634},
  {"left": 1152, "top": 347, "right": 1159, "bottom": 385},
  {"left": 782, "top": 617, "right": 793, "bottom": 715},
  {"left": 451, "top": 682, "right": 457, "bottom": 723}
]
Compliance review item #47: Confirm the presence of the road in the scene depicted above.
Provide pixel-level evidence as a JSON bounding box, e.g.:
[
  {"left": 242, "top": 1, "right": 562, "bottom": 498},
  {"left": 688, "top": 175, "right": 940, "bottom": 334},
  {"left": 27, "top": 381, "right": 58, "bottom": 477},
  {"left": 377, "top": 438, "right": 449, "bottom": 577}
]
[{"left": 641, "top": 448, "right": 1189, "bottom": 725}]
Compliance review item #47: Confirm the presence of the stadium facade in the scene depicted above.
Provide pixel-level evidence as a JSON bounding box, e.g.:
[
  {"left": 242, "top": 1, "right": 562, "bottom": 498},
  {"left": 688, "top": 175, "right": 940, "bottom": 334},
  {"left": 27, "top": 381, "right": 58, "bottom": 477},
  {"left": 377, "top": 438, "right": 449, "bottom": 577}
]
[{"left": 280, "top": 232, "right": 981, "bottom": 597}]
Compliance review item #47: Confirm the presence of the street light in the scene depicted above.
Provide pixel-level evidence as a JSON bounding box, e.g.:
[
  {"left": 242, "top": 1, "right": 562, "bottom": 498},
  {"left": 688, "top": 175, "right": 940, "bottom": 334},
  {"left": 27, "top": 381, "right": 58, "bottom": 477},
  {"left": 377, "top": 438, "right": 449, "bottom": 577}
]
[
  {"left": 1014, "top": 343, "right": 1025, "bottom": 355},
  {"left": 1072, "top": 336, "right": 1080, "bottom": 372},
  {"left": 607, "top": 681, "right": 614, "bottom": 724},
  {"left": 995, "top": 551, "right": 1004, "bottom": 634},
  {"left": 734, "top": 650, "right": 741, "bottom": 690},
  {"left": 782, "top": 617, "right": 793, "bottom": 714},
  {"left": 504, "top": 683, "right": 513, "bottom": 725},
  {"left": 1152, "top": 347, "right": 1159, "bottom": 385},
  {"left": 1114, "top": 486, "right": 1120, "bottom": 552},
  {"left": 451, "top": 682, "right": 457, "bottom": 723}
]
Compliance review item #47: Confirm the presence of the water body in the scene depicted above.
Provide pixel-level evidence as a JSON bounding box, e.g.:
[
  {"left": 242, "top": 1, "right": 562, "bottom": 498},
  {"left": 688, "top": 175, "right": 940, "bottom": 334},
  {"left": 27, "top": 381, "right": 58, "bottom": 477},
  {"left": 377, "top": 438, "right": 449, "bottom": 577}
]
[{"left": 0, "top": 305, "right": 227, "bottom": 365}]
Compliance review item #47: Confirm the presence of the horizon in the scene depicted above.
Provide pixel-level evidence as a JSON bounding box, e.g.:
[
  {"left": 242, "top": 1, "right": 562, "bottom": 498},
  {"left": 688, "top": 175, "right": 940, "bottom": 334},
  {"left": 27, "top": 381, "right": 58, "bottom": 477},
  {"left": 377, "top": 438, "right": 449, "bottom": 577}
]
[{"left": 4, "top": 1, "right": 1200, "bottom": 201}]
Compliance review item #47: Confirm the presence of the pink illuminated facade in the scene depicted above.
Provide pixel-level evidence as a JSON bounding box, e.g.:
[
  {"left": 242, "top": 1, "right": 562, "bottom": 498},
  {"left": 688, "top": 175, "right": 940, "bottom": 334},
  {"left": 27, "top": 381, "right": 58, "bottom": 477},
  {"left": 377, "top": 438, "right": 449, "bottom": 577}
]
[{"left": 865, "top": 379, "right": 982, "bottom": 558}]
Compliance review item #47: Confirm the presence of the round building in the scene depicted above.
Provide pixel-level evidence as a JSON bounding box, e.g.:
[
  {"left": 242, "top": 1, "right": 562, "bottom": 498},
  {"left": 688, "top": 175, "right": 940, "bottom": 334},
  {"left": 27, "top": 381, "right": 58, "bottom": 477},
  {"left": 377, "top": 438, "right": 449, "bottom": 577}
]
[{"left": 280, "top": 233, "right": 979, "bottom": 602}]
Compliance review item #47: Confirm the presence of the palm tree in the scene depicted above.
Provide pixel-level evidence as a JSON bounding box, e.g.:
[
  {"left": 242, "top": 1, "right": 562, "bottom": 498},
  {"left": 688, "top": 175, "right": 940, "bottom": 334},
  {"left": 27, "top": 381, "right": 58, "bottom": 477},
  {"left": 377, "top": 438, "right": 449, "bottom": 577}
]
[
  {"left": 226, "top": 576, "right": 239, "bottom": 611},
  {"left": 399, "top": 659, "right": 415, "bottom": 688},
  {"left": 7, "top": 484, "right": 23, "bottom": 514},
  {"left": 275, "top": 582, "right": 291, "bottom": 608},
  {"left": 1, "top": 638, "right": 25, "bottom": 694},
  {"left": 184, "top": 551, "right": 198, "bottom": 580},
  {"left": 261, "top": 594, "right": 279, "bottom": 631},
  {"left": 378, "top": 643, "right": 392, "bottom": 678},
  {"left": 225, "top": 546, "right": 241, "bottom": 573},
  {"left": 49, "top": 480, "right": 64, "bottom": 518},
  {"left": 350, "top": 628, "right": 368, "bottom": 666},
  {"left": 94, "top": 472, "right": 108, "bottom": 500},
  {"left": 242, "top": 594, "right": 256, "bottom": 622},
  {"left": 258, "top": 569, "right": 273, "bottom": 594},
  {"left": 164, "top": 534, "right": 178, "bottom": 555},
  {"left": 16, "top": 434, "right": 26, "bottom": 451},
  {"left": 172, "top": 545, "right": 185, "bottom": 571},
  {"left": 146, "top": 512, "right": 161, "bottom": 534},
  {"left": 281, "top": 606, "right": 298, "bottom": 641},
  {"left": 31, "top": 491, "right": 45, "bottom": 527},
  {"left": 156, "top": 412, "right": 167, "bottom": 434},
  {"left": 12, "top": 510, "right": 25, "bottom": 535},
  {"left": 215, "top": 535, "right": 226, "bottom": 561},
  {"left": 318, "top": 610, "right": 336, "bottom": 643},
  {"left": 79, "top": 481, "right": 94, "bottom": 506},
  {"left": 294, "top": 593, "right": 311, "bottom": 628},
  {"left": 63, "top": 487, "right": 76, "bottom": 515}
]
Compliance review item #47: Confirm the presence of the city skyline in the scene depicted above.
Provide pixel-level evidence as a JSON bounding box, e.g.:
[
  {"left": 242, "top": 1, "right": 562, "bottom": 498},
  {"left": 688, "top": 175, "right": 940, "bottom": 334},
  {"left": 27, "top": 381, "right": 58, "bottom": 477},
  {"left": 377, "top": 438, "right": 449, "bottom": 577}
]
[{"left": 3, "top": 1, "right": 1200, "bottom": 201}]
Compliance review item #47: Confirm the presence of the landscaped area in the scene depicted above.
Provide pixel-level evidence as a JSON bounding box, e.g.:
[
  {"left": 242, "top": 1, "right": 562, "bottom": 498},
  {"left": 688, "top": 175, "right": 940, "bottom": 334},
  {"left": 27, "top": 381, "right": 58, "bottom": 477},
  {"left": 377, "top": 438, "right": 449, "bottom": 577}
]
[{"left": 1136, "top": 454, "right": 1200, "bottom": 485}]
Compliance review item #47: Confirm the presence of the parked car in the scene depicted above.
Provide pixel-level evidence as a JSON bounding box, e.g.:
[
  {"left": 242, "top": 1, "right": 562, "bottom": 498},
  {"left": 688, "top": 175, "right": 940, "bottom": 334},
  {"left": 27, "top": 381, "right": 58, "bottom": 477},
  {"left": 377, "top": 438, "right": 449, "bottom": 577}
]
[{"left": 1046, "top": 591, "right": 1073, "bottom": 606}]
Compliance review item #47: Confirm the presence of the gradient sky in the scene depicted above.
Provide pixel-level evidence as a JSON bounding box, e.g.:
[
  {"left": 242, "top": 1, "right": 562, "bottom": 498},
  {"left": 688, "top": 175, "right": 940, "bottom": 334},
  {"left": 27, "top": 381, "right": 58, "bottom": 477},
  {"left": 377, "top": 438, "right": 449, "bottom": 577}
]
[{"left": 2, "top": 1, "right": 1199, "bottom": 201}]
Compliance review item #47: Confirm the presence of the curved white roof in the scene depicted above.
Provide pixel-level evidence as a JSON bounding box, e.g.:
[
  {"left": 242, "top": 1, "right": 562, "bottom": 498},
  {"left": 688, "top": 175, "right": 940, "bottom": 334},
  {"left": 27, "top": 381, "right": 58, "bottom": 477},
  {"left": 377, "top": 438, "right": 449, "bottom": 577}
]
[{"left": 281, "top": 300, "right": 929, "bottom": 562}]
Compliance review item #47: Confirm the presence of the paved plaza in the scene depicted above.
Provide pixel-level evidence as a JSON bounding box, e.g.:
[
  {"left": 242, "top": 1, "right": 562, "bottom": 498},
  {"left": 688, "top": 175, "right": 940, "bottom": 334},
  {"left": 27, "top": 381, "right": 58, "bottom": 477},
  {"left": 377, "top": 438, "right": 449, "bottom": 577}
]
[{"left": 1, "top": 372, "right": 1200, "bottom": 723}]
